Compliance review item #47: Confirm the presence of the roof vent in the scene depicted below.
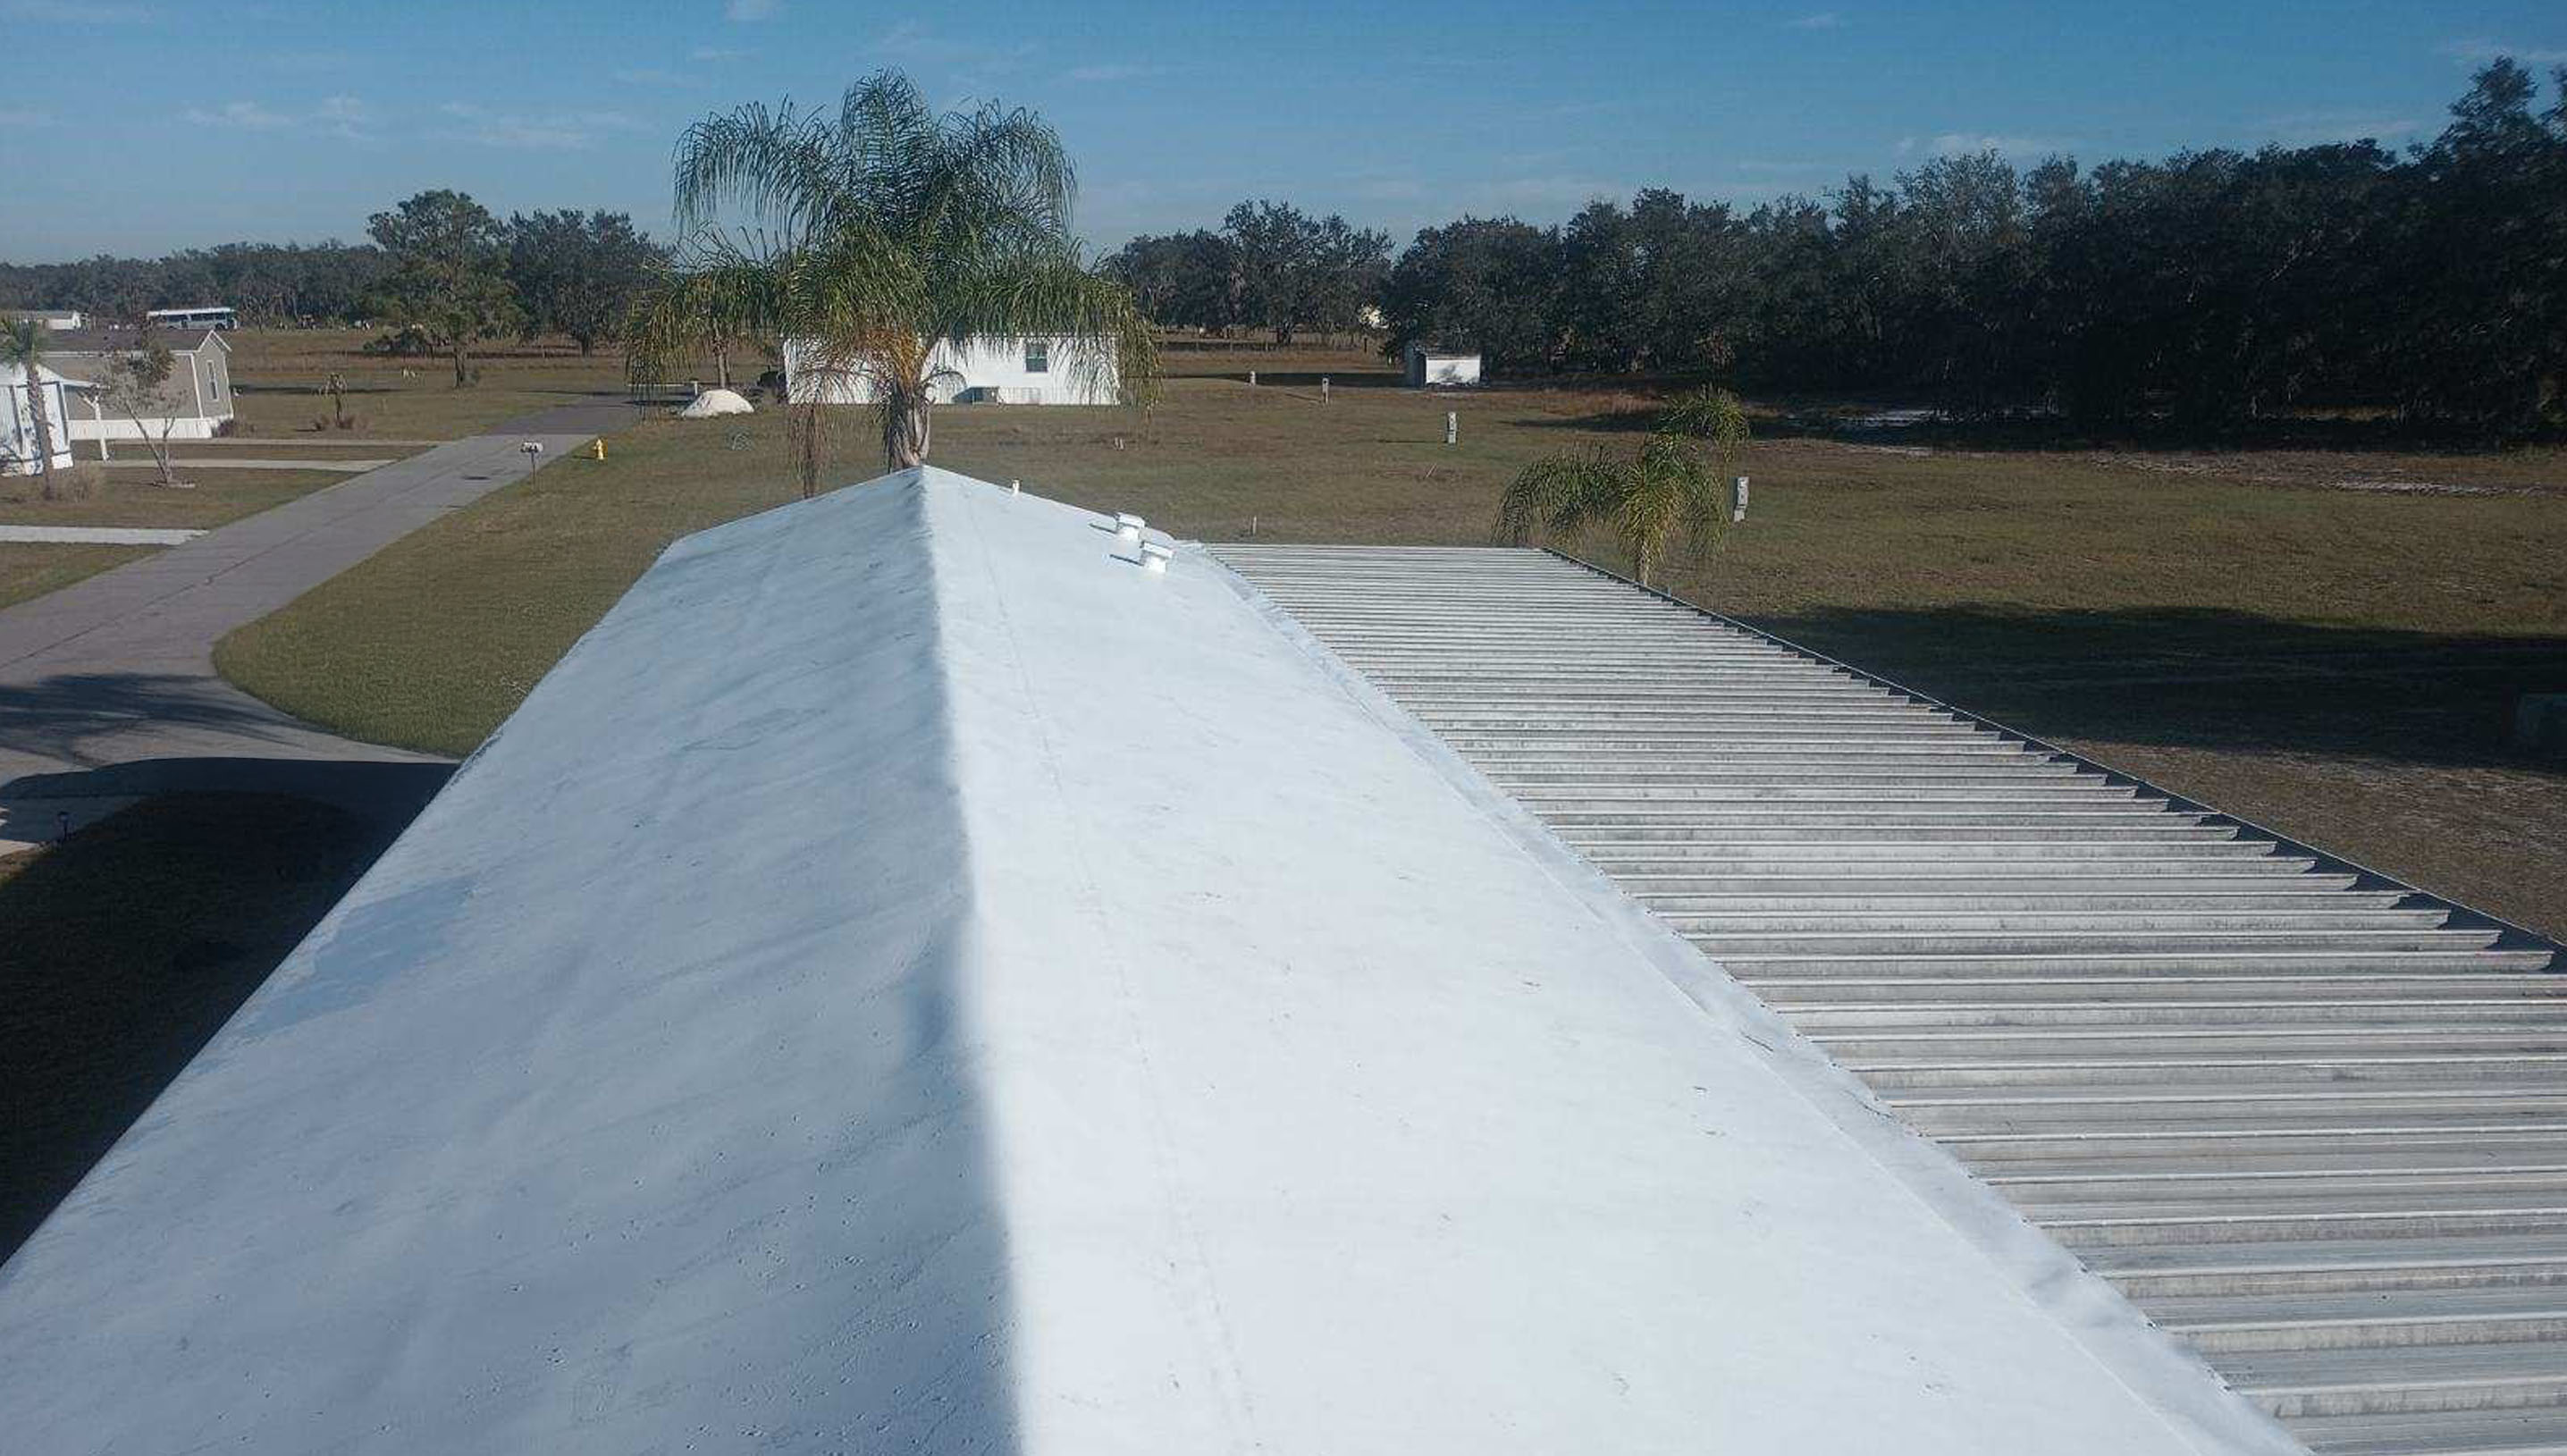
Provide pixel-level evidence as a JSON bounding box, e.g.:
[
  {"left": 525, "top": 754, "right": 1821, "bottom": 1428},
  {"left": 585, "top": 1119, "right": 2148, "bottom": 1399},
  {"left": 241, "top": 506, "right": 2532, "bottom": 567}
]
[
  {"left": 1139, "top": 541, "right": 1173, "bottom": 575},
  {"left": 1114, "top": 512, "right": 1146, "bottom": 544}
]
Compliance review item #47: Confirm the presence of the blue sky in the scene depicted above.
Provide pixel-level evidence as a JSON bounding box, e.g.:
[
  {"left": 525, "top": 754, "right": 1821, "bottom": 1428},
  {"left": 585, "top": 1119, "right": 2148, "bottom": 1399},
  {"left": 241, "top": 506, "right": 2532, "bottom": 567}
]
[{"left": 6, "top": 0, "right": 2563, "bottom": 261}]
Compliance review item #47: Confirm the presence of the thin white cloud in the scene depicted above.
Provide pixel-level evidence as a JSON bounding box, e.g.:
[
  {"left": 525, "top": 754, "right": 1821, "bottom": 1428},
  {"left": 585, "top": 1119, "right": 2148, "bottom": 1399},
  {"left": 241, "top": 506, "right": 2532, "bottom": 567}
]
[
  {"left": 613, "top": 67, "right": 703, "bottom": 88},
  {"left": 2263, "top": 111, "right": 2420, "bottom": 146},
  {"left": 1353, "top": 177, "right": 1426, "bottom": 202},
  {"left": 689, "top": 46, "right": 747, "bottom": 61},
  {"left": 1063, "top": 63, "right": 1160, "bottom": 83},
  {"left": 314, "top": 94, "right": 378, "bottom": 141},
  {"left": 723, "top": 0, "right": 777, "bottom": 19},
  {"left": 1788, "top": 12, "right": 1845, "bottom": 29},
  {"left": 185, "top": 100, "right": 294, "bottom": 130},
  {"left": 1898, "top": 132, "right": 2070, "bottom": 158},
  {"left": 1738, "top": 159, "right": 1828, "bottom": 173},
  {"left": 1477, "top": 175, "right": 1631, "bottom": 210},
  {"left": 0, "top": 0, "right": 152, "bottom": 20},
  {"left": 876, "top": 20, "right": 1039, "bottom": 82},
  {"left": 184, "top": 96, "right": 378, "bottom": 141},
  {"left": 436, "top": 102, "right": 644, "bottom": 151},
  {"left": 2442, "top": 38, "right": 2567, "bottom": 65}
]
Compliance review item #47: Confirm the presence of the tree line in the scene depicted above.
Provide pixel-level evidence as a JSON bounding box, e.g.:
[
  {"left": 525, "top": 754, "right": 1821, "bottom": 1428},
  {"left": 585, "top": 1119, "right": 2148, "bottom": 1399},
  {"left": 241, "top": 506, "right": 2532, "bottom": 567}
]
[
  {"left": 0, "top": 197, "right": 665, "bottom": 358},
  {"left": 1100, "top": 201, "right": 1393, "bottom": 344},
  {"left": 1132, "top": 62, "right": 2567, "bottom": 439}
]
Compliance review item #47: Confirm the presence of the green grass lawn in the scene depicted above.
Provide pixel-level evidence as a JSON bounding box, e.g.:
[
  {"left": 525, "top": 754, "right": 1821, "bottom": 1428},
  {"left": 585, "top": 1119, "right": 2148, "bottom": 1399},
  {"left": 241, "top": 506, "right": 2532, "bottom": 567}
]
[
  {"left": 0, "top": 542, "right": 154, "bottom": 610},
  {"left": 0, "top": 794, "right": 395, "bottom": 1261},
  {"left": 0, "top": 464, "right": 355, "bottom": 530},
  {"left": 215, "top": 346, "right": 2567, "bottom": 936}
]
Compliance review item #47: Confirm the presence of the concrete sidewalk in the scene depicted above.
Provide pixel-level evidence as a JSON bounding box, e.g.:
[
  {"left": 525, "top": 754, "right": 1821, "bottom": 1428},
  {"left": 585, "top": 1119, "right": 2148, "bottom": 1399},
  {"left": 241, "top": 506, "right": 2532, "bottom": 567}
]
[{"left": 0, "top": 397, "right": 638, "bottom": 833}]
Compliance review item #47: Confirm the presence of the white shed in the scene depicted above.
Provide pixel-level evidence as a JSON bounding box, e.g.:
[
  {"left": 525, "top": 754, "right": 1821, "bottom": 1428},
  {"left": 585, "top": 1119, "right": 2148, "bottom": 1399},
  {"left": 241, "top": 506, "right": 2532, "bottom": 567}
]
[
  {"left": 1404, "top": 343, "right": 1483, "bottom": 388},
  {"left": 1, "top": 362, "right": 76, "bottom": 476},
  {"left": 783, "top": 334, "right": 1120, "bottom": 406}
]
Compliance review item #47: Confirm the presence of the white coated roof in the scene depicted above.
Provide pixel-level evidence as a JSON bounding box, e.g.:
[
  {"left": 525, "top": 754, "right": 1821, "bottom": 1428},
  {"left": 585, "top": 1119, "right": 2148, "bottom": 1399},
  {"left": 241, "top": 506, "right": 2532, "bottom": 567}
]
[{"left": 0, "top": 467, "right": 2294, "bottom": 1453}]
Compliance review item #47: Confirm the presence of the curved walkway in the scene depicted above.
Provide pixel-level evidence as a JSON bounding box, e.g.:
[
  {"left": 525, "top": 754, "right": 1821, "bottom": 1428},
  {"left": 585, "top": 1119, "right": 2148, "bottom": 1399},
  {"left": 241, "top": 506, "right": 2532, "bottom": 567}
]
[{"left": 0, "top": 399, "right": 638, "bottom": 849}]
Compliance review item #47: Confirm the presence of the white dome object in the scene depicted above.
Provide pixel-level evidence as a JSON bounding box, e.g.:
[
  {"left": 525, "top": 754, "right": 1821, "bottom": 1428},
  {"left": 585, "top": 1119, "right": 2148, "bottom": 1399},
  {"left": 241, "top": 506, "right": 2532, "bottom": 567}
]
[{"left": 678, "top": 388, "right": 755, "bottom": 417}]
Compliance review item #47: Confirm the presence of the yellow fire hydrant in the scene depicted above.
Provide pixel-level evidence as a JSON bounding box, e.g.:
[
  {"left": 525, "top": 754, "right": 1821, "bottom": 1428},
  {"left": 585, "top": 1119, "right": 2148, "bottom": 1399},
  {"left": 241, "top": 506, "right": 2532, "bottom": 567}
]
[{"left": 590, "top": 438, "right": 607, "bottom": 461}]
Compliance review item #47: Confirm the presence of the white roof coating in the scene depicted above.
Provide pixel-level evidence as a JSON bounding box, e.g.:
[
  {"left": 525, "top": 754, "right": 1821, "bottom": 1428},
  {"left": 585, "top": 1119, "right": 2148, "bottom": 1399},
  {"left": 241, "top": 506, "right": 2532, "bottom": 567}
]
[{"left": 0, "top": 467, "right": 2298, "bottom": 1453}]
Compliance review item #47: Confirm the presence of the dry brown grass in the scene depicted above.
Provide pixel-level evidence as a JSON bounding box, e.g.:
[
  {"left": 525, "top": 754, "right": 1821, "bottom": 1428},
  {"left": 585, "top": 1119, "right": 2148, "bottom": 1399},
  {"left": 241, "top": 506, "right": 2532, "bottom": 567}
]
[{"left": 224, "top": 328, "right": 664, "bottom": 440}]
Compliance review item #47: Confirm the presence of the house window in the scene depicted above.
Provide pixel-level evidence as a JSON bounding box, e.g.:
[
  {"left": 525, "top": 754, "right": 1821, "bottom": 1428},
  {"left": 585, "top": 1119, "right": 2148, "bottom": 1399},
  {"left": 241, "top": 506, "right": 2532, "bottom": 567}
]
[{"left": 1023, "top": 340, "right": 1049, "bottom": 374}]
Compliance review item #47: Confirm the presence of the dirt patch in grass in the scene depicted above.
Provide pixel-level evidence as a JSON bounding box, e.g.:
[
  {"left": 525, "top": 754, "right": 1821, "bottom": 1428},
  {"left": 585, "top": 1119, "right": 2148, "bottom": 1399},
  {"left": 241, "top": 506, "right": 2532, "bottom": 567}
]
[
  {"left": 217, "top": 345, "right": 2567, "bottom": 937},
  {"left": 0, "top": 794, "right": 395, "bottom": 1261}
]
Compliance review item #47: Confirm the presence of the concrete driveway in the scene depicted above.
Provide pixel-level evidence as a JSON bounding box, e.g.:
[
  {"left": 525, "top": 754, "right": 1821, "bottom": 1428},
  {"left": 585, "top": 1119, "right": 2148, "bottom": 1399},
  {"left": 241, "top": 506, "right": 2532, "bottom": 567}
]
[{"left": 0, "top": 399, "right": 639, "bottom": 848}]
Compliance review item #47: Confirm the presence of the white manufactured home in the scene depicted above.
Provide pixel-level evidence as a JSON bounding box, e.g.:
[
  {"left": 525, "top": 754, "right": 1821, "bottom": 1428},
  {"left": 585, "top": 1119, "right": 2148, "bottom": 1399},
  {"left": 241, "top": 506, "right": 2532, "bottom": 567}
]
[
  {"left": 1404, "top": 343, "right": 1483, "bottom": 388},
  {"left": 4, "top": 308, "right": 84, "bottom": 331},
  {"left": 45, "top": 328, "right": 236, "bottom": 442},
  {"left": 782, "top": 334, "right": 1119, "bottom": 406},
  {"left": 1, "top": 362, "right": 76, "bottom": 476}
]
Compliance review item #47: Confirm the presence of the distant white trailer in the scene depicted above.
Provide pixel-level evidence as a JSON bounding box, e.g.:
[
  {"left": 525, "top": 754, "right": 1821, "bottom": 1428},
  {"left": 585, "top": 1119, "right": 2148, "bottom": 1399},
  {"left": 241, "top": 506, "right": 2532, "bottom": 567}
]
[
  {"left": 784, "top": 334, "right": 1119, "bottom": 406},
  {"left": 1405, "top": 343, "right": 1482, "bottom": 388}
]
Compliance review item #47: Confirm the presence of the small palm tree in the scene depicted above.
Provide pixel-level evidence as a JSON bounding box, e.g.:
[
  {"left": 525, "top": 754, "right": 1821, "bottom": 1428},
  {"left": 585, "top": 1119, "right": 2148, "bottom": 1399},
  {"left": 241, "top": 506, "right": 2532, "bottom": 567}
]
[
  {"left": 627, "top": 72, "right": 1157, "bottom": 492},
  {"left": 1661, "top": 384, "right": 1750, "bottom": 450},
  {"left": 2, "top": 318, "right": 62, "bottom": 501},
  {"left": 1498, "top": 430, "right": 1724, "bottom": 589}
]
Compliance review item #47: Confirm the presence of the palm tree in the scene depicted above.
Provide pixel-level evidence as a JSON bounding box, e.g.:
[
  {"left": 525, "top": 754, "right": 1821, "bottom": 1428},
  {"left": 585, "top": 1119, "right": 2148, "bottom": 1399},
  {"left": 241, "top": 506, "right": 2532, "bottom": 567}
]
[
  {"left": 627, "top": 72, "right": 1157, "bottom": 492},
  {"left": 1660, "top": 384, "right": 1750, "bottom": 450},
  {"left": 1497, "top": 430, "right": 1725, "bottom": 590},
  {"left": 2, "top": 318, "right": 62, "bottom": 501}
]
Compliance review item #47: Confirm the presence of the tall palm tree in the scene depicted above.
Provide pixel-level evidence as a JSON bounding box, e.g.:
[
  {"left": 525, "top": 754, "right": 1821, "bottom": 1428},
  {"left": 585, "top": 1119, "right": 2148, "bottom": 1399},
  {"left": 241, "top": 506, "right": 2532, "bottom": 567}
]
[
  {"left": 2, "top": 318, "right": 62, "bottom": 501},
  {"left": 1498, "top": 430, "right": 1726, "bottom": 590},
  {"left": 627, "top": 72, "right": 1157, "bottom": 491}
]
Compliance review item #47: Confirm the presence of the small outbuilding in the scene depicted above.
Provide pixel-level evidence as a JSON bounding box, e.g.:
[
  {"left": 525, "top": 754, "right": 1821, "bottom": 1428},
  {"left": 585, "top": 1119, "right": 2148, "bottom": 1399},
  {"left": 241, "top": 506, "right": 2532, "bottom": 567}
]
[
  {"left": 1, "top": 362, "right": 76, "bottom": 476},
  {"left": 45, "top": 328, "right": 236, "bottom": 442},
  {"left": 1404, "top": 342, "right": 1483, "bottom": 388}
]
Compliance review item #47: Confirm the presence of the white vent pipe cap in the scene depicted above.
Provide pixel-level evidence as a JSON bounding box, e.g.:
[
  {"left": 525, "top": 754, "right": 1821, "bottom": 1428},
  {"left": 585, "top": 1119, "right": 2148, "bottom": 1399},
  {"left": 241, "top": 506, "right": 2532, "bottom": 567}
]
[{"left": 1139, "top": 541, "right": 1173, "bottom": 574}]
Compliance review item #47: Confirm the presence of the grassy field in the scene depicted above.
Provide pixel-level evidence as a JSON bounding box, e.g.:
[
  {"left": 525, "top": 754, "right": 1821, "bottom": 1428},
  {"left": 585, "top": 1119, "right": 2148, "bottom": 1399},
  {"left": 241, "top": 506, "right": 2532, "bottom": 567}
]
[
  {"left": 225, "top": 328, "right": 669, "bottom": 440},
  {"left": 0, "top": 542, "right": 153, "bottom": 610},
  {"left": 217, "top": 345, "right": 2567, "bottom": 936},
  {"left": 0, "top": 794, "right": 396, "bottom": 1260},
  {"left": 0, "top": 463, "right": 355, "bottom": 529}
]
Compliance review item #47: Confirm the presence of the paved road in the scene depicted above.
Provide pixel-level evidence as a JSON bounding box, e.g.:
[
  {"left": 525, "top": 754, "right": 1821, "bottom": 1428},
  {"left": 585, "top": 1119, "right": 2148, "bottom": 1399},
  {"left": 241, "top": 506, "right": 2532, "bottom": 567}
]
[{"left": 0, "top": 398, "right": 639, "bottom": 846}]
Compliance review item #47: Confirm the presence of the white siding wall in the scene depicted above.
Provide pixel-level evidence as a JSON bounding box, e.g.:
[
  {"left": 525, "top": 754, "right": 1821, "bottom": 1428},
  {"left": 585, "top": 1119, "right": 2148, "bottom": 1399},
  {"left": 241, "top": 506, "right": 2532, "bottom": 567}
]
[
  {"left": 785, "top": 335, "right": 1120, "bottom": 406},
  {"left": 51, "top": 340, "right": 235, "bottom": 441},
  {"left": 1, "top": 366, "right": 76, "bottom": 476},
  {"left": 1404, "top": 348, "right": 1483, "bottom": 388},
  {"left": 68, "top": 409, "right": 223, "bottom": 442}
]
